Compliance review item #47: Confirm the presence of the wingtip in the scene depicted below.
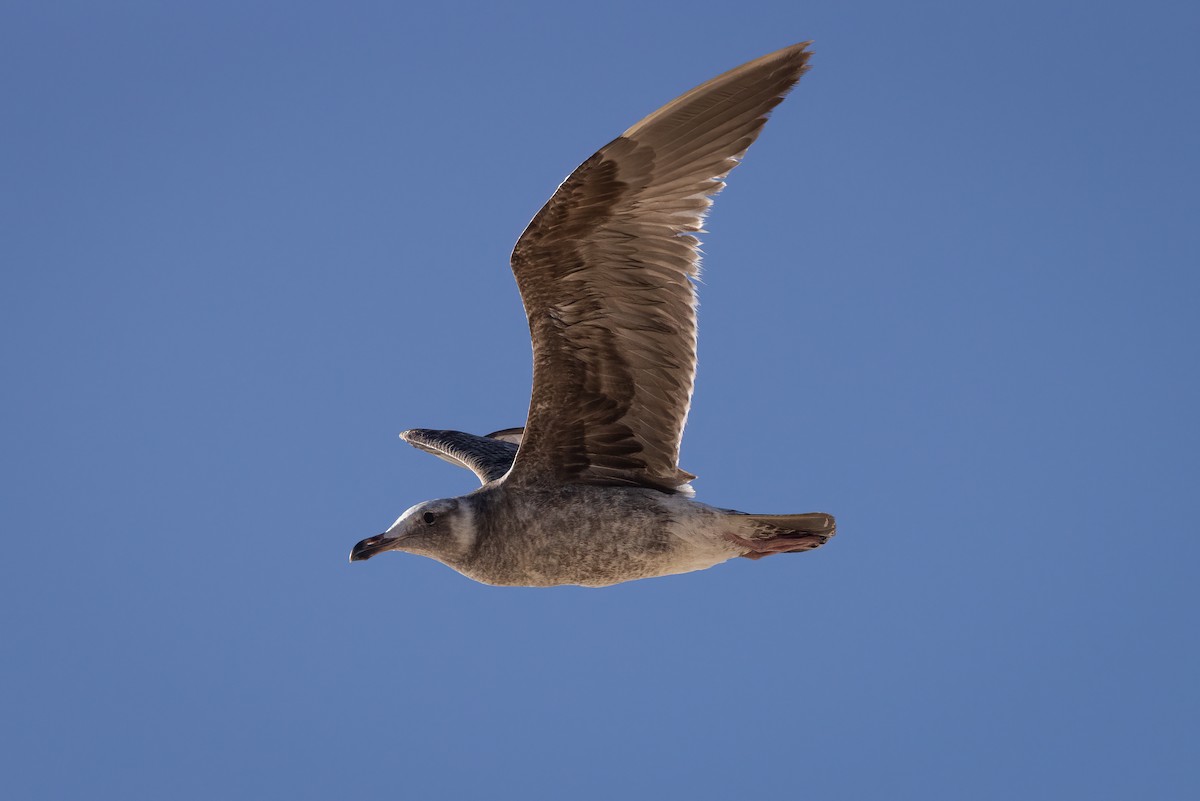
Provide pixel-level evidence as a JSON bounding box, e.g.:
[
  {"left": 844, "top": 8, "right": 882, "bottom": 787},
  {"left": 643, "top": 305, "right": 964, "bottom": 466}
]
[
  {"left": 753, "top": 41, "right": 814, "bottom": 67},
  {"left": 759, "top": 41, "right": 815, "bottom": 81},
  {"left": 620, "top": 40, "right": 814, "bottom": 141},
  {"left": 778, "top": 40, "right": 813, "bottom": 55}
]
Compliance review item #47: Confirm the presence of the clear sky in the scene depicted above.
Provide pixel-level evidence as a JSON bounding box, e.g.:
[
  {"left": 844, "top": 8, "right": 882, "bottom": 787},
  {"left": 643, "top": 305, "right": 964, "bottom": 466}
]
[{"left": 3, "top": 1, "right": 1198, "bottom": 798}]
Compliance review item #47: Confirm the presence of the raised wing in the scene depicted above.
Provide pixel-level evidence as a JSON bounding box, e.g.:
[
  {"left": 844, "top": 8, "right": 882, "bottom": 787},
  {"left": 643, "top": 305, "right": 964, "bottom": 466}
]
[
  {"left": 506, "top": 43, "right": 811, "bottom": 493},
  {"left": 400, "top": 429, "right": 520, "bottom": 485}
]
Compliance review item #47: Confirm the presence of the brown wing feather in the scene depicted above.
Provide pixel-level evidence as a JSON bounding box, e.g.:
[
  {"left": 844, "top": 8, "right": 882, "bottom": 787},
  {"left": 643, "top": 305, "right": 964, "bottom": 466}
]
[{"left": 506, "top": 43, "right": 812, "bottom": 492}]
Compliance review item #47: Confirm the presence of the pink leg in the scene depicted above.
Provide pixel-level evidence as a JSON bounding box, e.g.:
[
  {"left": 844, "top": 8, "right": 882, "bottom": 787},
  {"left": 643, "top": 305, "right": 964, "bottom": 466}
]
[{"left": 723, "top": 531, "right": 828, "bottom": 559}]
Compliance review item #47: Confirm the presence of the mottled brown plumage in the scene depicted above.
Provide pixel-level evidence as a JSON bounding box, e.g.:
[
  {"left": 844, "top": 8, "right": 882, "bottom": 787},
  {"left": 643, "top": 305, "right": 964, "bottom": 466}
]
[
  {"left": 508, "top": 44, "right": 811, "bottom": 493},
  {"left": 350, "top": 43, "right": 836, "bottom": 586}
]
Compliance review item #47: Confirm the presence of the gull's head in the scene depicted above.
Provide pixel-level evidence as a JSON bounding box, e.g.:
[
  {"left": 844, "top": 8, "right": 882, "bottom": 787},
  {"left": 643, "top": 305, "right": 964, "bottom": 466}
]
[{"left": 350, "top": 497, "right": 475, "bottom": 564}]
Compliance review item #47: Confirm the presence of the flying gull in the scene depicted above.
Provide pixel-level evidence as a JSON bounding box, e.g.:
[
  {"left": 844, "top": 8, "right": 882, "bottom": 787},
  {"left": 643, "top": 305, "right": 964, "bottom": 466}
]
[{"left": 351, "top": 42, "right": 835, "bottom": 586}]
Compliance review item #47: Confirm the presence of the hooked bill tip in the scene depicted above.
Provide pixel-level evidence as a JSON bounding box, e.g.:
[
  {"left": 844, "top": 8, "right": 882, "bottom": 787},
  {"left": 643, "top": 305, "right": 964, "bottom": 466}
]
[{"left": 349, "top": 533, "right": 391, "bottom": 563}]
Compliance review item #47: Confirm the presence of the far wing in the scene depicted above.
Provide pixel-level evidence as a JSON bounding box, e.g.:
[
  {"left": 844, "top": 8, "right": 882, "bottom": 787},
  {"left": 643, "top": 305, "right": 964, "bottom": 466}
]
[
  {"left": 399, "top": 428, "right": 520, "bottom": 485},
  {"left": 484, "top": 427, "right": 524, "bottom": 445}
]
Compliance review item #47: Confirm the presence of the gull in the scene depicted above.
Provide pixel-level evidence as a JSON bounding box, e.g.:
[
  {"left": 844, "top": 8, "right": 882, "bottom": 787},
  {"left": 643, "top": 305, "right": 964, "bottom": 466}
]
[{"left": 350, "top": 42, "right": 835, "bottom": 586}]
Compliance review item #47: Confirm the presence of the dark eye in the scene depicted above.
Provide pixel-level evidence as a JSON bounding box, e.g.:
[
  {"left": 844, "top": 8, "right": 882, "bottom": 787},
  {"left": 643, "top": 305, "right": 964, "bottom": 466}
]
[{"left": 422, "top": 511, "right": 437, "bottom": 526}]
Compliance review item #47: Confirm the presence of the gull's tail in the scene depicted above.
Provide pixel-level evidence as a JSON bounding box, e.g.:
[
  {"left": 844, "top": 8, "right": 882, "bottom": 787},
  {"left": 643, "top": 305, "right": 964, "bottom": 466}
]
[{"left": 723, "top": 511, "right": 837, "bottom": 560}]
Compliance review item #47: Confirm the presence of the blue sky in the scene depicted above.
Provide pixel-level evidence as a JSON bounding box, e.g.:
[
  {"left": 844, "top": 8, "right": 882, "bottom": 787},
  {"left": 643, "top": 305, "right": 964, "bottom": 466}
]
[{"left": 3, "top": 1, "right": 1198, "bottom": 798}]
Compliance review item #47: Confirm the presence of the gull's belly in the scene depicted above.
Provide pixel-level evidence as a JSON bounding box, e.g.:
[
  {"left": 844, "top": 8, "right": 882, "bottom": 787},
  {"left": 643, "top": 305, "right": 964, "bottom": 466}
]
[{"left": 457, "top": 488, "right": 741, "bottom": 587}]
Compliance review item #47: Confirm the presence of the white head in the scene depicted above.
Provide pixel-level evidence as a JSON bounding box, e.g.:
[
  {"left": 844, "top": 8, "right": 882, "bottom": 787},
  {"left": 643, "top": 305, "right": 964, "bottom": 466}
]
[{"left": 349, "top": 496, "right": 476, "bottom": 566}]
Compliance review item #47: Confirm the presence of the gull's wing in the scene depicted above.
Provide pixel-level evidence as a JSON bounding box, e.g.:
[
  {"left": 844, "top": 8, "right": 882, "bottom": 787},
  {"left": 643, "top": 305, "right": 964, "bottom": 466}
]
[
  {"left": 400, "top": 429, "right": 520, "bottom": 485},
  {"left": 505, "top": 43, "right": 811, "bottom": 493},
  {"left": 483, "top": 427, "right": 524, "bottom": 445}
]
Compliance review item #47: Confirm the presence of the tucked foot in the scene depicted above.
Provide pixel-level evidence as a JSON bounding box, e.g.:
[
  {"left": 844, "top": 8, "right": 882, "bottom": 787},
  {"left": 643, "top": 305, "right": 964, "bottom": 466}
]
[
  {"left": 721, "top": 511, "right": 836, "bottom": 560},
  {"left": 724, "top": 531, "right": 830, "bottom": 560}
]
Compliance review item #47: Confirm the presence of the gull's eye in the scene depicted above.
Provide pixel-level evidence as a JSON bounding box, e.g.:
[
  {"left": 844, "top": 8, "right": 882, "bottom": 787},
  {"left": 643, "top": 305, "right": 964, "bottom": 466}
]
[{"left": 422, "top": 511, "right": 437, "bottom": 526}]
